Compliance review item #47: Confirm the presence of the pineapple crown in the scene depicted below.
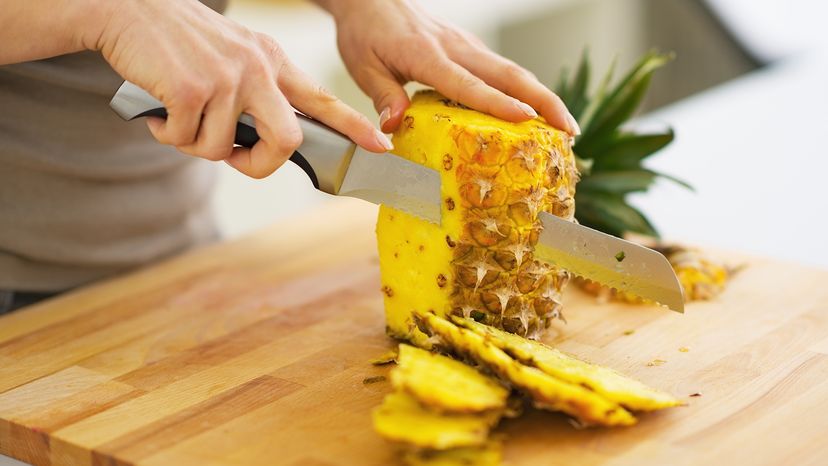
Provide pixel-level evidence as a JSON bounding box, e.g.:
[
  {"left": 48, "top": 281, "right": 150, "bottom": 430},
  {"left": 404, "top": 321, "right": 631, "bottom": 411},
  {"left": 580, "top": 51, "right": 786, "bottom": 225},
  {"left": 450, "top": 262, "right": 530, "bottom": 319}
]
[{"left": 556, "top": 50, "right": 692, "bottom": 238}]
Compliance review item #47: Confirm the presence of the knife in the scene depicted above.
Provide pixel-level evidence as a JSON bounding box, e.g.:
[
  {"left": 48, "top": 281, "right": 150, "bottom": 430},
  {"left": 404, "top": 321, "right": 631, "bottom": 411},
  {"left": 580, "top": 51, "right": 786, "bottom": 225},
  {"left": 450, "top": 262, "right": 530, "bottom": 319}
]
[{"left": 110, "top": 81, "right": 684, "bottom": 312}]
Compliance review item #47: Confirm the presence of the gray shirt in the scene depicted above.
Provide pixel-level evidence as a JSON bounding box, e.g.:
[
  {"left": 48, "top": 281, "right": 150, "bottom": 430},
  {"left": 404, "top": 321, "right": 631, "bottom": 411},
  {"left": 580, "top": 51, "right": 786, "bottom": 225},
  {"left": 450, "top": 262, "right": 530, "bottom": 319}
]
[{"left": 0, "top": 0, "right": 228, "bottom": 291}]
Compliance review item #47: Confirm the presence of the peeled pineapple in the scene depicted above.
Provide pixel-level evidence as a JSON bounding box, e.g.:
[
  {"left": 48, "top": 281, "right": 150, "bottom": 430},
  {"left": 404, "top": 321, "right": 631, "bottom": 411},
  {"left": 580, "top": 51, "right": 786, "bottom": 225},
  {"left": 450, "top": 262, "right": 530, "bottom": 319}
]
[{"left": 377, "top": 91, "right": 578, "bottom": 344}]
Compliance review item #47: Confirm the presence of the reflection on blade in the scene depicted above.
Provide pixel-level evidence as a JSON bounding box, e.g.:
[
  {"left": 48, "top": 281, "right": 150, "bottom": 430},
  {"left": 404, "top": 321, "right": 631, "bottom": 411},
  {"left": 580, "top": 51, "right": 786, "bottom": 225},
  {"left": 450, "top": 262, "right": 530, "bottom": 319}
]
[
  {"left": 338, "top": 148, "right": 442, "bottom": 224},
  {"left": 536, "top": 212, "right": 685, "bottom": 312}
]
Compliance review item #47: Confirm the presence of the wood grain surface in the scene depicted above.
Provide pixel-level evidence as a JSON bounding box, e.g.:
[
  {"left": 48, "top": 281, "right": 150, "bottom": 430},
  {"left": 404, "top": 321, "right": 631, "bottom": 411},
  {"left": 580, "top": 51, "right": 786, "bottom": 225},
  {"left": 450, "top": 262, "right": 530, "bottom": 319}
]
[{"left": 1, "top": 199, "right": 827, "bottom": 466}]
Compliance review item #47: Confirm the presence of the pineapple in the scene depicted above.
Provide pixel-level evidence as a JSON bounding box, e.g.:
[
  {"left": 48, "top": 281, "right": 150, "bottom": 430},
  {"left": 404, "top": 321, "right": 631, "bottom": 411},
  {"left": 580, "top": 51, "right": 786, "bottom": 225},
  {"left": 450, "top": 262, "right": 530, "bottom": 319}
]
[
  {"left": 414, "top": 310, "right": 636, "bottom": 427},
  {"left": 656, "top": 245, "right": 731, "bottom": 300},
  {"left": 372, "top": 53, "right": 687, "bottom": 465},
  {"left": 377, "top": 91, "right": 578, "bottom": 344},
  {"left": 402, "top": 442, "right": 503, "bottom": 466},
  {"left": 372, "top": 392, "right": 501, "bottom": 449},
  {"left": 391, "top": 344, "right": 509, "bottom": 413},
  {"left": 456, "top": 317, "right": 681, "bottom": 411}
]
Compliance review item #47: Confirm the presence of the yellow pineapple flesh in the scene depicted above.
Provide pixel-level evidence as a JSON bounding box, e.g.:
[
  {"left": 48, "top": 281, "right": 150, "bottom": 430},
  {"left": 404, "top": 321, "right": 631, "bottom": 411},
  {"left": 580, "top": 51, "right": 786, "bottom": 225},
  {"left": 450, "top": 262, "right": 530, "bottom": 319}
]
[
  {"left": 377, "top": 91, "right": 578, "bottom": 343},
  {"left": 403, "top": 441, "right": 503, "bottom": 466},
  {"left": 455, "top": 317, "right": 681, "bottom": 411},
  {"left": 392, "top": 344, "right": 509, "bottom": 413},
  {"left": 413, "top": 310, "right": 636, "bottom": 427},
  {"left": 372, "top": 392, "right": 501, "bottom": 450}
]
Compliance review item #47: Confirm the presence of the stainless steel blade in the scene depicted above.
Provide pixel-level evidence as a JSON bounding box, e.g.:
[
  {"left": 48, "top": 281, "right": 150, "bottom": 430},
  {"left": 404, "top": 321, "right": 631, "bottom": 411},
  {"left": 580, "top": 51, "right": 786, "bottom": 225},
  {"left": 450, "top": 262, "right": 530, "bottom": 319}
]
[
  {"left": 338, "top": 147, "right": 442, "bottom": 224},
  {"left": 536, "top": 212, "right": 685, "bottom": 312}
]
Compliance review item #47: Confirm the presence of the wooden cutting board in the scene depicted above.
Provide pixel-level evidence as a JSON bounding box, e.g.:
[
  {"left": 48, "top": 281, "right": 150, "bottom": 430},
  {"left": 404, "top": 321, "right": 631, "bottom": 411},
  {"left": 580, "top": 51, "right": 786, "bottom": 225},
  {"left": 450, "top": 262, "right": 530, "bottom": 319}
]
[{"left": 2, "top": 199, "right": 828, "bottom": 466}]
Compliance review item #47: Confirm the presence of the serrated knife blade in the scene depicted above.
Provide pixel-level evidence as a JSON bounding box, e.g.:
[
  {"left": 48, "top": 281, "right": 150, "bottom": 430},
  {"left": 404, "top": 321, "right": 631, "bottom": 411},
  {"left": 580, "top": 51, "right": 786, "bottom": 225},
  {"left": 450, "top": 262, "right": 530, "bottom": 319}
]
[{"left": 537, "top": 212, "right": 685, "bottom": 312}]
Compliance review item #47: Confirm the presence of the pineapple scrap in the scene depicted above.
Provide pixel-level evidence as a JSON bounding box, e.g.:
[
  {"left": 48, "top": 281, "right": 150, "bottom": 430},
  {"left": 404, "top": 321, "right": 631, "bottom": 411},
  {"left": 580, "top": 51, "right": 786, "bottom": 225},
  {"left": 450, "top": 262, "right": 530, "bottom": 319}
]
[
  {"left": 455, "top": 317, "right": 682, "bottom": 411},
  {"left": 578, "top": 244, "right": 733, "bottom": 303},
  {"left": 403, "top": 441, "right": 503, "bottom": 466},
  {"left": 370, "top": 348, "right": 399, "bottom": 365},
  {"left": 373, "top": 392, "right": 500, "bottom": 450},
  {"left": 414, "top": 310, "right": 636, "bottom": 427},
  {"left": 392, "top": 344, "right": 509, "bottom": 413}
]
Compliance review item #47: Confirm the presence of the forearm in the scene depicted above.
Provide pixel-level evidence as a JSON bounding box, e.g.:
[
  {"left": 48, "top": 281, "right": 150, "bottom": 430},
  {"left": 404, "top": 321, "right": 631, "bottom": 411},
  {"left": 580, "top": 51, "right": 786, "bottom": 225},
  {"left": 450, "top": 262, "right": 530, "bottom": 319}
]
[{"left": 0, "top": 0, "right": 112, "bottom": 65}]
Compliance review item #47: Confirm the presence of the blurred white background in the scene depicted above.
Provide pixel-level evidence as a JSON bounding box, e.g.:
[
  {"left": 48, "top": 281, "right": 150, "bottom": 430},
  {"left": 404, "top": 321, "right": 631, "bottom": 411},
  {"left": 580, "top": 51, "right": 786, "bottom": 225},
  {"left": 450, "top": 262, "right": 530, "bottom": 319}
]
[{"left": 211, "top": 0, "right": 828, "bottom": 268}]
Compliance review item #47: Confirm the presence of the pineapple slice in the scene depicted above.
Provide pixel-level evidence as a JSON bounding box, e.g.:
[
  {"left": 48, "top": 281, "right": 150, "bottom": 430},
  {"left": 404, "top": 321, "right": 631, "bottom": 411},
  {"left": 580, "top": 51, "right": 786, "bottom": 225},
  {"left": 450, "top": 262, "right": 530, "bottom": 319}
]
[
  {"left": 414, "top": 310, "right": 635, "bottom": 427},
  {"left": 403, "top": 441, "right": 503, "bottom": 466},
  {"left": 455, "top": 317, "right": 681, "bottom": 411},
  {"left": 392, "top": 344, "right": 509, "bottom": 413},
  {"left": 377, "top": 91, "right": 578, "bottom": 344},
  {"left": 373, "top": 392, "right": 500, "bottom": 449}
]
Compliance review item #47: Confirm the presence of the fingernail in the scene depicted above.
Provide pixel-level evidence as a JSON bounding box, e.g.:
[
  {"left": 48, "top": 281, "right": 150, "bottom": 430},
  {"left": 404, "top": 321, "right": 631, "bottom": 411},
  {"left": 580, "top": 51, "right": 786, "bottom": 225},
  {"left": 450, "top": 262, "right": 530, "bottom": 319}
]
[
  {"left": 515, "top": 101, "right": 538, "bottom": 118},
  {"left": 566, "top": 112, "right": 582, "bottom": 136},
  {"left": 375, "top": 129, "right": 394, "bottom": 151},
  {"left": 379, "top": 107, "right": 391, "bottom": 129}
]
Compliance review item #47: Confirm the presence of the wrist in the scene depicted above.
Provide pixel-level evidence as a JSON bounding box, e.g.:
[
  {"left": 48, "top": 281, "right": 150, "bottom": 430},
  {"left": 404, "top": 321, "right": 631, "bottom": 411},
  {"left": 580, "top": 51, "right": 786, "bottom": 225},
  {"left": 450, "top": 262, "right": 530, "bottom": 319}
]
[
  {"left": 313, "top": 0, "right": 372, "bottom": 22},
  {"left": 74, "top": 0, "right": 130, "bottom": 52}
]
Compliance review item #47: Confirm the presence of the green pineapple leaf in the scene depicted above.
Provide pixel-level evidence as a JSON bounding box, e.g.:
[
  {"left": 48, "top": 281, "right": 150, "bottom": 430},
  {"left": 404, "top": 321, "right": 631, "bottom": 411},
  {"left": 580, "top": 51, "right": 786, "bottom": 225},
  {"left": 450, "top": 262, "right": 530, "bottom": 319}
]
[
  {"left": 575, "top": 170, "right": 659, "bottom": 194},
  {"left": 555, "top": 50, "right": 690, "bottom": 238},
  {"left": 588, "top": 130, "right": 675, "bottom": 170},
  {"left": 574, "top": 192, "right": 659, "bottom": 238}
]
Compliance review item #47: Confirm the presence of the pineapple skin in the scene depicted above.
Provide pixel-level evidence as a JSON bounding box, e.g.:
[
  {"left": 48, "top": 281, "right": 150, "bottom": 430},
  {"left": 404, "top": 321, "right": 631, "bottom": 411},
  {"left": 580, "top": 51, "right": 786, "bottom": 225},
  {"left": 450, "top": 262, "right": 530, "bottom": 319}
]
[
  {"left": 392, "top": 344, "right": 509, "bottom": 413},
  {"left": 413, "top": 310, "right": 636, "bottom": 427},
  {"left": 372, "top": 391, "right": 500, "bottom": 450},
  {"left": 377, "top": 91, "right": 578, "bottom": 344},
  {"left": 456, "top": 317, "right": 682, "bottom": 411}
]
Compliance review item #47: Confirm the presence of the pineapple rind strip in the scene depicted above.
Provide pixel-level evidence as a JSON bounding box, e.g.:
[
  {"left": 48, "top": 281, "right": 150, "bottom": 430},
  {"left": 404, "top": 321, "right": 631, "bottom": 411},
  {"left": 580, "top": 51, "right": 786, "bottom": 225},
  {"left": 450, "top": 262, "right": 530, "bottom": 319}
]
[
  {"left": 414, "top": 310, "right": 636, "bottom": 427},
  {"left": 373, "top": 392, "right": 500, "bottom": 449},
  {"left": 392, "top": 344, "right": 509, "bottom": 413},
  {"left": 403, "top": 441, "right": 503, "bottom": 466},
  {"left": 455, "top": 317, "right": 682, "bottom": 411}
]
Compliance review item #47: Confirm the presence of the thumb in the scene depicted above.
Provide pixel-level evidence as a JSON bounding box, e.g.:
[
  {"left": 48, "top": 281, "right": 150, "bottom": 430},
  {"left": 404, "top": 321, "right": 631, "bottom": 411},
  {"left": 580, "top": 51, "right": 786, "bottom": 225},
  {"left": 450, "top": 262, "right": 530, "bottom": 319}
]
[{"left": 358, "top": 69, "right": 410, "bottom": 133}]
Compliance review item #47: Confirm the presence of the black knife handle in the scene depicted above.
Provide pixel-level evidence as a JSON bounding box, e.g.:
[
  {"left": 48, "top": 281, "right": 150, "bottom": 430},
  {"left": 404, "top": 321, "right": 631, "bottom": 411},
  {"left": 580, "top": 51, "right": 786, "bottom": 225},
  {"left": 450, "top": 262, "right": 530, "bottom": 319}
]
[{"left": 133, "top": 107, "right": 320, "bottom": 189}]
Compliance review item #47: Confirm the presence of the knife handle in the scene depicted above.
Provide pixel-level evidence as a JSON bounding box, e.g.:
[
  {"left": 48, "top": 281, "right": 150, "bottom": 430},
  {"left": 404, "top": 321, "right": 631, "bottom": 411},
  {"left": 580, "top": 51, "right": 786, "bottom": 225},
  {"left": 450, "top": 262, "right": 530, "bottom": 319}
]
[{"left": 109, "top": 81, "right": 357, "bottom": 195}]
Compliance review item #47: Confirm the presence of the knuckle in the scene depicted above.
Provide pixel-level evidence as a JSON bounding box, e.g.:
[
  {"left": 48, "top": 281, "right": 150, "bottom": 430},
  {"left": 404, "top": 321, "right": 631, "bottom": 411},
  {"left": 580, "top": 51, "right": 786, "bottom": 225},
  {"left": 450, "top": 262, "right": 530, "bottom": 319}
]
[
  {"left": 276, "top": 129, "right": 303, "bottom": 155},
  {"left": 165, "top": 125, "right": 196, "bottom": 146},
  {"left": 200, "top": 145, "right": 234, "bottom": 162},
  {"left": 504, "top": 62, "right": 531, "bottom": 80},
  {"left": 258, "top": 33, "right": 285, "bottom": 60},
  {"left": 171, "top": 80, "right": 211, "bottom": 109},
  {"left": 311, "top": 84, "right": 338, "bottom": 105}
]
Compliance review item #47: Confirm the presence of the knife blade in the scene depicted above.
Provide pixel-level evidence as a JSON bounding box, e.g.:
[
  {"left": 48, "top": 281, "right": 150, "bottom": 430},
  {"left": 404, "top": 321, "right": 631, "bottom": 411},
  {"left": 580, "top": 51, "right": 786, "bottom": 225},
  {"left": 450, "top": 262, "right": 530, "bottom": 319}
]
[
  {"left": 537, "top": 212, "right": 684, "bottom": 312},
  {"left": 109, "top": 81, "right": 441, "bottom": 224},
  {"left": 110, "top": 81, "right": 683, "bottom": 312}
]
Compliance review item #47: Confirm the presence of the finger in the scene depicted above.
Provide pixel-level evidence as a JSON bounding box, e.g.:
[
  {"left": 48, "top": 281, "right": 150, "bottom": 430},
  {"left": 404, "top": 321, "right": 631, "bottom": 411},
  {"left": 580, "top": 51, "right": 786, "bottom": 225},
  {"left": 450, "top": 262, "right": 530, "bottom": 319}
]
[
  {"left": 352, "top": 65, "right": 411, "bottom": 133},
  {"left": 225, "top": 88, "right": 302, "bottom": 179},
  {"left": 279, "top": 62, "right": 392, "bottom": 153},
  {"left": 416, "top": 56, "right": 538, "bottom": 124},
  {"left": 451, "top": 46, "right": 578, "bottom": 135},
  {"left": 175, "top": 92, "right": 240, "bottom": 161},
  {"left": 146, "top": 84, "right": 207, "bottom": 146}
]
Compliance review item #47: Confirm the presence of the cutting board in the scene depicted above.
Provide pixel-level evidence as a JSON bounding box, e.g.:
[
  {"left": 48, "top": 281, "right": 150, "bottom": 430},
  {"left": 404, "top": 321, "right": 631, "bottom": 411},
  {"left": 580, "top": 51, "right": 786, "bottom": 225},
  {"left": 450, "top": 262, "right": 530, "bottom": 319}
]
[{"left": 2, "top": 200, "right": 828, "bottom": 466}]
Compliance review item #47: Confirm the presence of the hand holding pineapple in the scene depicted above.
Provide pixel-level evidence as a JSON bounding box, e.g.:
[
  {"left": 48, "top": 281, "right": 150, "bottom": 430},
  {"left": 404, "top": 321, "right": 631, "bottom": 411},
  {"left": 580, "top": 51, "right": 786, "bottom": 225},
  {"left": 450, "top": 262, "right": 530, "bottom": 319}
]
[{"left": 314, "top": 0, "right": 581, "bottom": 136}]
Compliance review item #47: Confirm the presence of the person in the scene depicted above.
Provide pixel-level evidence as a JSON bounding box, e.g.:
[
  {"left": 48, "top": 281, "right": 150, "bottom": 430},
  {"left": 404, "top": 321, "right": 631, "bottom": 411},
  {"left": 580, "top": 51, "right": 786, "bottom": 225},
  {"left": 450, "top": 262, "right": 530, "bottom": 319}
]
[{"left": 0, "top": 0, "right": 579, "bottom": 313}]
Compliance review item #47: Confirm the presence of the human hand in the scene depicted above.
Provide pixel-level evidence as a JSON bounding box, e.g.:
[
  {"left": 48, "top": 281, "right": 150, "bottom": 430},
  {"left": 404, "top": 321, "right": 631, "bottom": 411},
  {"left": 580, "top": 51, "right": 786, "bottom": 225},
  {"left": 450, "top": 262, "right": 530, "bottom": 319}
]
[
  {"left": 88, "top": 0, "right": 392, "bottom": 178},
  {"left": 319, "top": 0, "right": 580, "bottom": 135}
]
